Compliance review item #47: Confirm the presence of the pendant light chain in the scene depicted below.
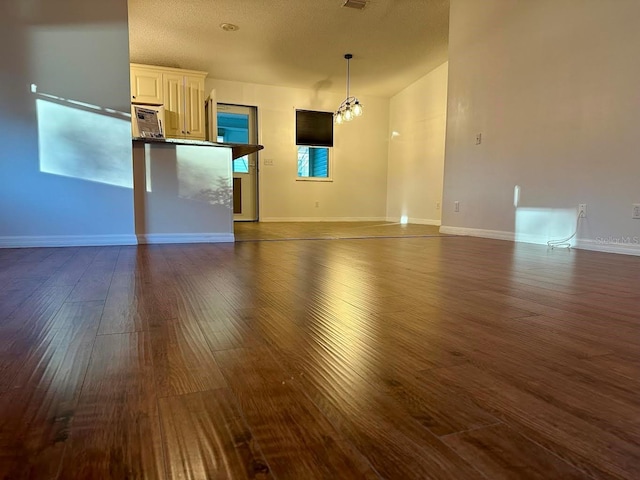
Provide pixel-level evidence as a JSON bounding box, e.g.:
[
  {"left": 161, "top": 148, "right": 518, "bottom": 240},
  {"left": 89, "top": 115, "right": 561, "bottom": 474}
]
[{"left": 346, "top": 56, "right": 350, "bottom": 99}]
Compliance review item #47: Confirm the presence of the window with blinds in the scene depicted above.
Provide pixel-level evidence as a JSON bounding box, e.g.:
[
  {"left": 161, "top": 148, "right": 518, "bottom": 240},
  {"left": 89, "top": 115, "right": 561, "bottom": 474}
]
[{"left": 295, "top": 109, "right": 332, "bottom": 180}]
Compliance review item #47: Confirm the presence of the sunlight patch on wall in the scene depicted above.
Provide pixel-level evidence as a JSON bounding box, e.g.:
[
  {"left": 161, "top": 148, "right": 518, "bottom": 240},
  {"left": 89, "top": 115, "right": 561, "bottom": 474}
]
[
  {"left": 144, "top": 144, "right": 152, "bottom": 192},
  {"left": 37, "top": 98, "right": 132, "bottom": 188},
  {"left": 176, "top": 146, "right": 232, "bottom": 207},
  {"left": 515, "top": 207, "right": 577, "bottom": 245}
]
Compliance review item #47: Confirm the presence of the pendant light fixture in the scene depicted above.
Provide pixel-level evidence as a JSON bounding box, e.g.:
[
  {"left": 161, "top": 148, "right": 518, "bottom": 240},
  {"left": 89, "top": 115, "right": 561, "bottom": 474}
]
[{"left": 334, "top": 54, "right": 363, "bottom": 125}]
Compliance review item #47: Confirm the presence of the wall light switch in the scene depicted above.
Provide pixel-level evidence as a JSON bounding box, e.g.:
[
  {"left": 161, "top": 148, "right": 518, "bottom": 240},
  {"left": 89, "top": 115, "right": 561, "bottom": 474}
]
[
  {"left": 264, "top": 159, "right": 274, "bottom": 166},
  {"left": 633, "top": 204, "right": 640, "bottom": 219}
]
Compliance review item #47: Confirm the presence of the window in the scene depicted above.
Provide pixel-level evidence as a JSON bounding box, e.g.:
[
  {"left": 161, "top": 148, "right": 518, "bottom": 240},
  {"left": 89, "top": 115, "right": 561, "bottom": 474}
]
[
  {"left": 217, "top": 111, "right": 250, "bottom": 173},
  {"left": 297, "top": 146, "right": 330, "bottom": 178},
  {"left": 296, "top": 109, "right": 333, "bottom": 180}
]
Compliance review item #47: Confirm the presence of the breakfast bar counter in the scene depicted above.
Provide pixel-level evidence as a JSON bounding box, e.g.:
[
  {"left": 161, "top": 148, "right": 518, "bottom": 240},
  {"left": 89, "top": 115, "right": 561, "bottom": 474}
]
[{"left": 131, "top": 138, "right": 262, "bottom": 244}]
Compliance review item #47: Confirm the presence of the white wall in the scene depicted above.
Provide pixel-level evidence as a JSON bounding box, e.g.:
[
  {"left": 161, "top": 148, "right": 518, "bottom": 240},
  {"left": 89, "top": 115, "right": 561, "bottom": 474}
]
[
  {"left": 206, "top": 79, "right": 390, "bottom": 221},
  {"left": 386, "top": 62, "right": 448, "bottom": 225},
  {"left": 132, "top": 142, "right": 234, "bottom": 244},
  {"left": 442, "top": 0, "right": 640, "bottom": 254},
  {"left": 0, "top": 0, "right": 135, "bottom": 247}
]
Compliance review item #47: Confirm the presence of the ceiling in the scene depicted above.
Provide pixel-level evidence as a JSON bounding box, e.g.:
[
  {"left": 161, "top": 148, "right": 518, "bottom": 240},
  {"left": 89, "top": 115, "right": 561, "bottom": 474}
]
[{"left": 128, "top": 0, "right": 449, "bottom": 98}]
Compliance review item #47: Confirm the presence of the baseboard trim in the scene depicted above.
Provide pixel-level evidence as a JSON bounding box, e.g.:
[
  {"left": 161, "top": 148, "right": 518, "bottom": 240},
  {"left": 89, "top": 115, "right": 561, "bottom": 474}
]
[
  {"left": 386, "top": 217, "right": 441, "bottom": 226},
  {"left": 439, "top": 226, "right": 514, "bottom": 241},
  {"left": 137, "top": 233, "right": 235, "bottom": 244},
  {"left": 439, "top": 226, "right": 640, "bottom": 256},
  {"left": 439, "top": 226, "right": 566, "bottom": 245},
  {"left": 0, "top": 234, "right": 138, "bottom": 248},
  {"left": 575, "top": 238, "right": 640, "bottom": 256},
  {"left": 260, "top": 217, "right": 387, "bottom": 223}
]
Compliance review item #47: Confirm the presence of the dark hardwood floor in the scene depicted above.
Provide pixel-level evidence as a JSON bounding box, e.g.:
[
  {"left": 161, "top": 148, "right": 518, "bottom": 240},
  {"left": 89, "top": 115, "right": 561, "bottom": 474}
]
[{"left": 1, "top": 233, "right": 639, "bottom": 479}]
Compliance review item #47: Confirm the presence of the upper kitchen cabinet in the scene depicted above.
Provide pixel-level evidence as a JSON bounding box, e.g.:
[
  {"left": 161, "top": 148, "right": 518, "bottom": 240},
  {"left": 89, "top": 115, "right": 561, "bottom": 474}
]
[
  {"left": 163, "top": 72, "right": 206, "bottom": 140},
  {"left": 130, "top": 63, "right": 208, "bottom": 140},
  {"left": 130, "top": 65, "right": 163, "bottom": 104}
]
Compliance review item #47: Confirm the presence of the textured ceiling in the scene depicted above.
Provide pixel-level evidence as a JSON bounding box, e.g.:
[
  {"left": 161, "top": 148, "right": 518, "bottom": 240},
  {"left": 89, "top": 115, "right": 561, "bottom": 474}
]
[{"left": 128, "top": 0, "right": 449, "bottom": 98}]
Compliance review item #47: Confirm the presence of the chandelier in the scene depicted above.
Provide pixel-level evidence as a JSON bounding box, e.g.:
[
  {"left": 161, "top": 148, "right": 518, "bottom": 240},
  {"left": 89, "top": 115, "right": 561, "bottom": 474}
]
[{"left": 334, "top": 54, "right": 363, "bottom": 124}]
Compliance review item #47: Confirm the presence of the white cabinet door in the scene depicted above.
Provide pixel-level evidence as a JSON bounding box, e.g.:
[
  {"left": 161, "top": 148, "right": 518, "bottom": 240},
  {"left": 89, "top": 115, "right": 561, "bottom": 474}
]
[
  {"left": 130, "top": 66, "right": 163, "bottom": 104},
  {"left": 184, "top": 75, "right": 205, "bottom": 140},
  {"left": 163, "top": 73, "right": 185, "bottom": 138}
]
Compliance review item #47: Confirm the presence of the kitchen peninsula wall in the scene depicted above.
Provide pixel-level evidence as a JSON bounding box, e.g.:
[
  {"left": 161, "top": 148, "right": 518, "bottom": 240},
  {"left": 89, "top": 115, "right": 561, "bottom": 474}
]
[
  {"left": 130, "top": 65, "right": 252, "bottom": 244},
  {"left": 132, "top": 139, "right": 235, "bottom": 244}
]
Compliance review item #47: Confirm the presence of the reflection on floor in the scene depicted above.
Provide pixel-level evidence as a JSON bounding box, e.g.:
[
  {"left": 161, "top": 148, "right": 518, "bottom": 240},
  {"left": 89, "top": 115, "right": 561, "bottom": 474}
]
[
  {"left": 234, "top": 221, "right": 445, "bottom": 241},
  {"left": 2, "top": 237, "right": 639, "bottom": 478}
]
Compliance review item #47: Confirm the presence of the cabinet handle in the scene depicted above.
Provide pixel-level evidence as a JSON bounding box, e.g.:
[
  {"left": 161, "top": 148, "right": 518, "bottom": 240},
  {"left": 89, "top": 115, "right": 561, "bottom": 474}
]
[
  {"left": 132, "top": 95, "right": 136, "bottom": 99},
  {"left": 187, "top": 131, "right": 190, "bottom": 134},
  {"left": 182, "top": 130, "right": 185, "bottom": 134}
]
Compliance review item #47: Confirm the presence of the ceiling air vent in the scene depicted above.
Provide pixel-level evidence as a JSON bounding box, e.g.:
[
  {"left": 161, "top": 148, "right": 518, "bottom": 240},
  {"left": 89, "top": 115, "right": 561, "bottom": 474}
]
[{"left": 342, "top": 0, "right": 367, "bottom": 10}]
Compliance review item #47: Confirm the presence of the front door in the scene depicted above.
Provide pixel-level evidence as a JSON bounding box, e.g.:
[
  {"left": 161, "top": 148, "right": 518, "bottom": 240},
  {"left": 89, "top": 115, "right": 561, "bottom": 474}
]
[{"left": 217, "top": 104, "right": 258, "bottom": 221}]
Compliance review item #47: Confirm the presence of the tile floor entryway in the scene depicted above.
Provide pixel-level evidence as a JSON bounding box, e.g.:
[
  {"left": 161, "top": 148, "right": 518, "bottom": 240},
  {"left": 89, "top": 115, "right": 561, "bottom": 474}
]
[{"left": 234, "top": 221, "right": 446, "bottom": 242}]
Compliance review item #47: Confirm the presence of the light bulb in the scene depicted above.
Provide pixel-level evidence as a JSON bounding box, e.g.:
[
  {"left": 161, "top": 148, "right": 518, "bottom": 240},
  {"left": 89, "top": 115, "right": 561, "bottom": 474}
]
[
  {"left": 353, "top": 102, "right": 363, "bottom": 117},
  {"left": 344, "top": 107, "right": 353, "bottom": 121},
  {"left": 335, "top": 112, "right": 343, "bottom": 124}
]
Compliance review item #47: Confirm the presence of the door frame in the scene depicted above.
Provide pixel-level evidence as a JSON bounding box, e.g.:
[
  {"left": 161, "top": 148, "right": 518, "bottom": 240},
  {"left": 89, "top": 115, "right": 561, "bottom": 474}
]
[{"left": 217, "top": 103, "right": 259, "bottom": 221}]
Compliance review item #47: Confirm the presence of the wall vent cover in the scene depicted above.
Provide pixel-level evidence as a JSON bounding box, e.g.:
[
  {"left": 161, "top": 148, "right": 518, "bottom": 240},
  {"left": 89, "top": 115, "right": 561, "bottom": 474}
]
[{"left": 342, "top": 0, "right": 367, "bottom": 10}]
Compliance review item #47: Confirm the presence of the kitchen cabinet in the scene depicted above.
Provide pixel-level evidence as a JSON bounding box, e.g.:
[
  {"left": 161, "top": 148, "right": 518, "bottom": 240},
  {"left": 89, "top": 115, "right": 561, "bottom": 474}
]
[
  {"left": 130, "top": 63, "right": 207, "bottom": 140},
  {"left": 130, "top": 65, "right": 163, "bottom": 104},
  {"left": 163, "top": 72, "right": 205, "bottom": 139}
]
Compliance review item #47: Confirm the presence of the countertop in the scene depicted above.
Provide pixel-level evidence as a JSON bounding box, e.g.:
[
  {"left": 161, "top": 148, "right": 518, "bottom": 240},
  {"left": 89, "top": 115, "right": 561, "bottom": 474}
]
[{"left": 132, "top": 137, "right": 264, "bottom": 160}]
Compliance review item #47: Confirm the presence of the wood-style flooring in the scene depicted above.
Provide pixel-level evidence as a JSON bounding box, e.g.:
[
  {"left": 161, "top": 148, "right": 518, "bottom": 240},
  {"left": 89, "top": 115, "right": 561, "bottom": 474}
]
[{"left": 1, "top": 230, "right": 639, "bottom": 479}]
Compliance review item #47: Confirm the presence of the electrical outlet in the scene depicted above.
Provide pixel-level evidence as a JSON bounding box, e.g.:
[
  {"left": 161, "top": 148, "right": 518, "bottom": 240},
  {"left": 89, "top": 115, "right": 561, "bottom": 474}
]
[
  {"left": 264, "top": 159, "right": 274, "bottom": 166},
  {"left": 454, "top": 201, "right": 460, "bottom": 212},
  {"left": 436, "top": 201, "right": 441, "bottom": 210},
  {"left": 315, "top": 201, "right": 320, "bottom": 208},
  {"left": 475, "top": 133, "right": 482, "bottom": 145},
  {"left": 578, "top": 204, "right": 587, "bottom": 218},
  {"left": 633, "top": 204, "right": 640, "bottom": 219}
]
